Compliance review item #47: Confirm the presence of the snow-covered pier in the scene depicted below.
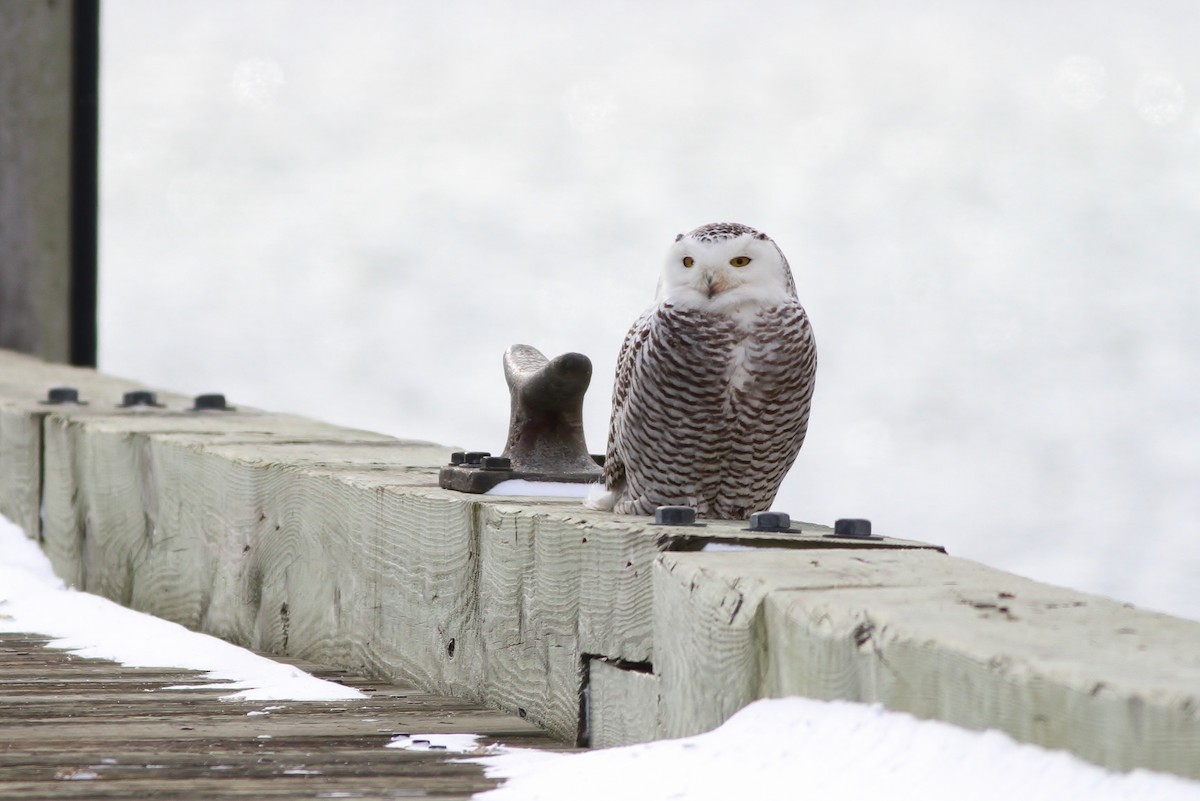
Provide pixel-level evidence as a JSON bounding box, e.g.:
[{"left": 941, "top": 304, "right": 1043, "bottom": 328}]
[{"left": 2, "top": 347, "right": 1198, "bottom": 780}]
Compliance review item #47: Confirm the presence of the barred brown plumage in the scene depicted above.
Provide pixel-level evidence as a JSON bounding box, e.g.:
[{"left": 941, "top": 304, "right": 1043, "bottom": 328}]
[{"left": 585, "top": 222, "right": 817, "bottom": 519}]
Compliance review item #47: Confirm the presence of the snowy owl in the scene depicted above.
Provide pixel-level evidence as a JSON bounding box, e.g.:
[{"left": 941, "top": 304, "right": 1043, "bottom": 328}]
[{"left": 586, "top": 222, "right": 817, "bottom": 519}]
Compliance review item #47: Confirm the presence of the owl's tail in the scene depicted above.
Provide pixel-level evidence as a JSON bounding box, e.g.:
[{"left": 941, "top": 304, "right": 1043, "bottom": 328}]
[{"left": 583, "top": 482, "right": 617, "bottom": 512}]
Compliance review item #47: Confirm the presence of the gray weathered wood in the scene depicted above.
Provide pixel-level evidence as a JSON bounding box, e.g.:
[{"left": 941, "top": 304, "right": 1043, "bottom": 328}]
[
  {"left": 8, "top": 345, "right": 924, "bottom": 742},
  {"left": 654, "top": 549, "right": 1200, "bottom": 778},
  {"left": 0, "top": 349, "right": 181, "bottom": 537},
  {"left": 8, "top": 348, "right": 1200, "bottom": 779},
  {"left": 654, "top": 551, "right": 775, "bottom": 740},
  {"left": 588, "top": 659, "right": 659, "bottom": 748},
  {"left": 0, "top": 632, "right": 568, "bottom": 800}
]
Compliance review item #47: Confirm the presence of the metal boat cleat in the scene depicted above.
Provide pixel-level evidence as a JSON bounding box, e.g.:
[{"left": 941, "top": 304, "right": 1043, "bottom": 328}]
[{"left": 439, "top": 344, "right": 604, "bottom": 494}]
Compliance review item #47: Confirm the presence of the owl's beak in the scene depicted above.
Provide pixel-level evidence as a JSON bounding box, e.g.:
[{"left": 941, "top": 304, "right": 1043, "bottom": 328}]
[{"left": 705, "top": 272, "right": 729, "bottom": 298}]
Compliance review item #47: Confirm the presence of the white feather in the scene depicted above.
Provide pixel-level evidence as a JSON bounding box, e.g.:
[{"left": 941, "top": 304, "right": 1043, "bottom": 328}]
[{"left": 583, "top": 482, "right": 616, "bottom": 511}]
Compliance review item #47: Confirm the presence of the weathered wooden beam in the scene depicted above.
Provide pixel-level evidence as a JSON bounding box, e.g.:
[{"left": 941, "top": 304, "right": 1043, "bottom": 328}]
[
  {"left": 3, "top": 348, "right": 1198, "bottom": 779},
  {"left": 0, "top": 0, "right": 99, "bottom": 365},
  {"left": 587, "top": 658, "right": 658, "bottom": 748},
  {"left": 654, "top": 549, "right": 1200, "bottom": 777}
]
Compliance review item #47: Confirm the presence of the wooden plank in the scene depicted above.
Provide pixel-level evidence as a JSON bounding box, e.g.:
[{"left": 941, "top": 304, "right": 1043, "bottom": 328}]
[
  {"left": 587, "top": 659, "right": 659, "bottom": 748},
  {"left": 0, "top": 403, "right": 42, "bottom": 539},
  {"left": 1, "top": 349, "right": 992, "bottom": 755},
  {"left": 30, "top": 414, "right": 658, "bottom": 740},
  {"left": 653, "top": 551, "right": 774, "bottom": 741},
  {"left": 654, "top": 549, "right": 1200, "bottom": 779},
  {"left": 35, "top": 408, "right": 399, "bottom": 595},
  {"left": 12, "top": 347, "right": 1200, "bottom": 779},
  {"left": 144, "top": 439, "right": 487, "bottom": 708},
  {"left": 0, "top": 350, "right": 155, "bottom": 537},
  {"left": 0, "top": 632, "right": 568, "bottom": 801}
]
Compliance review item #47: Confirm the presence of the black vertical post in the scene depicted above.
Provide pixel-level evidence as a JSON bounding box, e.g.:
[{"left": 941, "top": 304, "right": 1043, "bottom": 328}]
[{"left": 69, "top": 0, "right": 100, "bottom": 367}]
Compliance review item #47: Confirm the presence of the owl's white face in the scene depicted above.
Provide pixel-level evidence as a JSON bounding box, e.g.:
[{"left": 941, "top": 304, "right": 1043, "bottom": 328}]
[{"left": 657, "top": 225, "right": 796, "bottom": 314}]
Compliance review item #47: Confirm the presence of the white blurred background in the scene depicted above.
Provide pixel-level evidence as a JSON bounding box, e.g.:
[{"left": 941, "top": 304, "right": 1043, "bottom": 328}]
[{"left": 99, "top": 1, "right": 1200, "bottom": 620}]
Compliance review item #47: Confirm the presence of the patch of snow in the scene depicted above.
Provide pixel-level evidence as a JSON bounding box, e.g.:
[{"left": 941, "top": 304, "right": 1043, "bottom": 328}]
[
  {"left": 387, "top": 733, "right": 490, "bottom": 754},
  {"left": 701, "top": 543, "right": 757, "bottom": 552},
  {"left": 486, "top": 480, "right": 592, "bottom": 498},
  {"left": 469, "top": 698, "right": 1200, "bottom": 801},
  {"left": 0, "top": 516, "right": 363, "bottom": 702}
]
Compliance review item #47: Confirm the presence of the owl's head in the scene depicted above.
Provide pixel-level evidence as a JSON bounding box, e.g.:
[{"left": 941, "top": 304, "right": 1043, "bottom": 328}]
[{"left": 657, "top": 222, "right": 798, "bottom": 312}]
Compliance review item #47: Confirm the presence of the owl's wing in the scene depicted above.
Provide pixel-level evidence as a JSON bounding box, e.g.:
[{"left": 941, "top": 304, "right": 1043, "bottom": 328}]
[{"left": 604, "top": 307, "right": 654, "bottom": 490}]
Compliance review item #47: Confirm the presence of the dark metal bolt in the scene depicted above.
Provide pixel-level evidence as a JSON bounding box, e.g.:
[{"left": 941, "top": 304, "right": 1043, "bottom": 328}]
[
  {"left": 653, "top": 506, "right": 697, "bottom": 526},
  {"left": 119, "top": 390, "right": 163, "bottom": 408},
  {"left": 481, "top": 456, "right": 511, "bottom": 471},
  {"left": 463, "top": 451, "right": 490, "bottom": 466},
  {"left": 192, "top": 393, "right": 230, "bottom": 411},
  {"left": 42, "top": 387, "right": 81, "bottom": 405},
  {"left": 834, "top": 518, "right": 873, "bottom": 538},
  {"left": 450, "top": 451, "right": 466, "bottom": 465},
  {"left": 748, "top": 511, "right": 792, "bottom": 532}
]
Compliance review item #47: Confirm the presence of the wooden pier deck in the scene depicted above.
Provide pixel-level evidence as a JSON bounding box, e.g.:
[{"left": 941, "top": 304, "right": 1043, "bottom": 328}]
[{"left": 0, "top": 632, "right": 568, "bottom": 800}]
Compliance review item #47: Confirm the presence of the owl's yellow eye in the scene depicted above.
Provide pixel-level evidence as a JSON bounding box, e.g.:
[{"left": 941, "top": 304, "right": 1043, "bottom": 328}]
[
  {"left": 682, "top": 256, "right": 694, "bottom": 268},
  {"left": 730, "top": 256, "right": 751, "bottom": 267}
]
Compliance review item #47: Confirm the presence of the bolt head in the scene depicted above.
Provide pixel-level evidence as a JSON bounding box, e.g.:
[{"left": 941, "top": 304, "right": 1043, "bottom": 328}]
[
  {"left": 463, "top": 451, "right": 490, "bottom": 466},
  {"left": 450, "top": 451, "right": 466, "bottom": 465},
  {"left": 44, "top": 387, "right": 80, "bottom": 404},
  {"left": 834, "top": 518, "right": 873, "bottom": 538},
  {"left": 481, "top": 456, "right": 512, "bottom": 471},
  {"left": 654, "top": 506, "right": 697, "bottom": 526},
  {"left": 120, "top": 390, "right": 161, "bottom": 408},
  {"left": 192, "top": 393, "right": 229, "bottom": 411},
  {"left": 748, "top": 511, "right": 791, "bottom": 532}
]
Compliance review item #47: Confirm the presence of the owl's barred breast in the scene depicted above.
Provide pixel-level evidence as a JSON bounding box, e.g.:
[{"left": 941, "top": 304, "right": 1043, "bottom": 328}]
[{"left": 606, "top": 300, "right": 816, "bottom": 518}]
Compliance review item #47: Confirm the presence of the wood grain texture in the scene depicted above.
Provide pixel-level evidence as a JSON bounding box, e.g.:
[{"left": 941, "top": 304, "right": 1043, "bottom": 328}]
[
  {"left": 31, "top": 401, "right": 584, "bottom": 739},
  {"left": 656, "top": 549, "right": 1200, "bottom": 778},
  {"left": 29, "top": 347, "right": 1200, "bottom": 775},
  {"left": 0, "top": 349, "right": 158, "bottom": 537},
  {"left": 36, "top": 405, "right": 391, "bottom": 596},
  {"left": 0, "top": 403, "right": 41, "bottom": 538},
  {"left": 588, "top": 659, "right": 659, "bottom": 748},
  {"left": 0, "top": 632, "right": 568, "bottom": 800},
  {"left": 653, "top": 553, "right": 775, "bottom": 740}
]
